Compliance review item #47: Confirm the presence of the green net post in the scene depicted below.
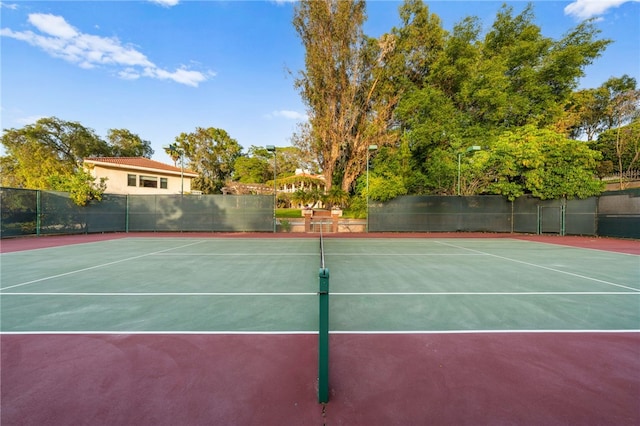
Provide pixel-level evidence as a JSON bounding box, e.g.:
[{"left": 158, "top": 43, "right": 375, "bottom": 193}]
[{"left": 318, "top": 267, "right": 330, "bottom": 403}]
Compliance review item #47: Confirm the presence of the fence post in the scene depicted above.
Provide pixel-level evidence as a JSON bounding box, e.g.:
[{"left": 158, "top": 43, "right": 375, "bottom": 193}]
[
  {"left": 125, "top": 194, "right": 129, "bottom": 233},
  {"left": 36, "top": 190, "right": 41, "bottom": 237}
]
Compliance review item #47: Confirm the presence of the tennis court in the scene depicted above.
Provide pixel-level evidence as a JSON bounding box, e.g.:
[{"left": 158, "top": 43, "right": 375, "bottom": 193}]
[{"left": 1, "top": 233, "right": 639, "bottom": 425}]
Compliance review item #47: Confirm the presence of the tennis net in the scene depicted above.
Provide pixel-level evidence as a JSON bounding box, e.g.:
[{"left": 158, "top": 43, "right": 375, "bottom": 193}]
[{"left": 318, "top": 226, "right": 330, "bottom": 403}]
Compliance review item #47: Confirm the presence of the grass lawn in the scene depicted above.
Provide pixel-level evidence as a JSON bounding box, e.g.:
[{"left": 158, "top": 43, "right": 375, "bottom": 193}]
[{"left": 276, "top": 209, "right": 302, "bottom": 218}]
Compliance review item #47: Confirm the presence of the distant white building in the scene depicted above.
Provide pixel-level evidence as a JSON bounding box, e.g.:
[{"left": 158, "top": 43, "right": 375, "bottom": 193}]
[
  {"left": 278, "top": 169, "right": 326, "bottom": 194},
  {"left": 84, "top": 157, "right": 199, "bottom": 195}
]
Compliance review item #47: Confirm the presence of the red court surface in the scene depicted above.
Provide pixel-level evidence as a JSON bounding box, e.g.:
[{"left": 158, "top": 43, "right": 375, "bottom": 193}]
[{"left": 2, "top": 333, "right": 639, "bottom": 425}]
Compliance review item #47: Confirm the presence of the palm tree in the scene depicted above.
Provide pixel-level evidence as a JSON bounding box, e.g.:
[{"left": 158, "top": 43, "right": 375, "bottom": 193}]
[
  {"left": 325, "top": 187, "right": 349, "bottom": 209},
  {"left": 164, "top": 143, "right": 182, "bottom": 167},
  {"left": 291, "top": 188, "right": 315, "bottom": 209}
]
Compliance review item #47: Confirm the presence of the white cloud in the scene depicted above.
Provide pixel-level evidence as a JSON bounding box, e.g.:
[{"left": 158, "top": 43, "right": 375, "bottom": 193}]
[
  {"left": 145, "top": 66, "right": 211, "bottom": 87},
  {"left": 29, "top": 13, "right": 78, "bottom": 38},
  {"left": 148, "top": 0, "right": 180, "bottom": 7},
  {"left": 0, "top": 3, "right": 19, "bottom": 10},
  {"left": 564, "top": 0, "right": 639, "bottom": 19},
  {"left": 118, "top": 68, "right": 141, "bottom": 80},
  {"left": 267, "top": 110, "right": 309, "bottom": 121},
  {"left": 1, "top": 13, "right": 212, "bottom": 87}
]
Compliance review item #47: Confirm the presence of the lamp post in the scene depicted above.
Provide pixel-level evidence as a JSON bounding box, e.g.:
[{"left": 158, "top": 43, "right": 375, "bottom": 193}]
[
  {"left": 266, "top": 145, "right": 277, "bottom": 233},
  {"left": 366, "top": 144, "right": 378, "bottom": 232},
  {"left": 457, "top": 145, "right": 481, "bottom": 196},
  {"left": 179, "top": 149, "right": 184, "bottom": 195}
]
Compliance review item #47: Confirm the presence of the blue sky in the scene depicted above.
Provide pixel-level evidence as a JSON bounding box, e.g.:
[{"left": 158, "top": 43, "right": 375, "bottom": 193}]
[{"left": 1, "top": 0, "right": 639, "bottom": 164}]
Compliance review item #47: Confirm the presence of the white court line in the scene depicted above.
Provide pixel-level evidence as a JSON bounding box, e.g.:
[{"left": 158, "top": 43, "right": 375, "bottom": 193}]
[
  {"left": 154, "top": 253, "right": 318, "bottom": 256},
  {"left": 332, "top": 291, "right": 638, "bottom": 296},
  {"left": 328, "top": 329, "right": 640, "bottom": 334},
  {"left": 3, "top": 291, "right": 635, "bottom": 297},
  {"left": 435, "top": 240, "right": 640, "bottom": 292},
  {"left": 1, "top": 292, "right": 317, "bottom": 296},
  {"left": 0, "top": 331, "right": 316, "bottom": 335},
  {"left": 1, "top": 330, "right": 638, "bottom": 335},
  {"left": 0, "top": 240, "right": 207, "bottom": 291},
  {"left": 152, "top": 253, "right": 482, "bottom": 257},
  {"left": 324, "top": 253, "right": 483, "bottom": 256}
]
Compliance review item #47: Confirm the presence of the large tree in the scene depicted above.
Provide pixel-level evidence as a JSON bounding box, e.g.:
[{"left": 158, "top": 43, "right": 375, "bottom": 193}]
[
  {"left": 174, "top": 127, "right": 242, "bottom": 194},
  {"left": 294, "top": 0, "right": 393, "bottom": 193},
  {"left": 1, "top": 117, "right": 111, "bottom": 189},
  {"left": 564, "top": 88, "right": 609, "bottom": 141},
  {"left": 379, "top": 2, "right": 611, "bottom": 197},
  {"left": 233, "top": 146, "right": 273, "bottom": 184},
  {"left": 564, "top": 75, "right": 637, "bottom": 141},
  {"left": 106, "top": 129, "right": 154, "bottom": 158},
  {"left": 596, "top": 119, "right": 640, "bottom": 189}
]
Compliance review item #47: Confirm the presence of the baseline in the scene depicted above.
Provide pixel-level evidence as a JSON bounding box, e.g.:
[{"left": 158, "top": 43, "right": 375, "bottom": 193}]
[
  {"left": 2, "top": 292, "right": 317, "bottom": 296},
  {"left": 331, "top": 291, "right": 638, "bottom": 295}
]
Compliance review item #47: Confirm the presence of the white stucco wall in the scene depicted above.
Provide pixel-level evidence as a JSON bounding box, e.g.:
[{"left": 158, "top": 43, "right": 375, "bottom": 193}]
[{"left": 89, "top": 165, "right": 194, "bottom": 195}]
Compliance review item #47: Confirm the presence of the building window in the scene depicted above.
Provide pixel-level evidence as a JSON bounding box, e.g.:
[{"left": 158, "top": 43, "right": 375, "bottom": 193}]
[
  {"left": 127, "top": 174, "right": 137, "bottom": 187},
  {"left": 139, "top": 175, "right": 158, "bottom": 188},
  {"left": 160, "top": 177, "right": 168, "bottom": 189}
]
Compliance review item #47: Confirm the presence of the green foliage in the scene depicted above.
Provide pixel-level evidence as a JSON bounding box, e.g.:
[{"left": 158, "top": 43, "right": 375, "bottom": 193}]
[
  {"left": 344, "top": 193, "right": 367, "bottom": 219},
  {"left": 482, "top": 126, "right": 604, "bottom": 200},
  {"left": 430, "top": 16, "right": 481, "bottom": 99},
  {"left": 1, "top": 117, "right": 157, "bottom": 191},
  {"left": 48, "top": 169, "right": 108, "bottom": 206},
  {"left": 422, "top": 148, "right": 458, "bottom": 194},
  {"left": 107, "top": 129, "right": 154, "bottom": 158},
  {"left": 594, "top": 118, "right": 640, "bottom": 185},
  {"left": 324, "top": 187, "right": 350, "bottom": 208},
  {"left": 12, "top": 117, "right": 111, "bottom": 165},
  {"left": 290, "top": 188, "right": 317, "bottom": 208},
  {"left": 275, "top": 146, "right": 309, "bottom": 177},
  {"left": 278, "top": 219, "right": 292, "bottom": 232},
  {"left": 1, "top": 117, "right": 110, "bottom": 189},
  {"left": 234, "top": 155, "right": 271, "bottom": 183},
  {"left": 164, "top": 144, "right": 182, "bottom": 166},
  {"left": 566, "top": 76, "right": 638, "bottom": 141},
  {"left": 175, "top": 127, "right": 243, "bottom": 194},
  {"left": 336, "top": 1, "right": 612, "bottom": 201},
  {"left": 368, "top": 175, "right": 408, "bottom": 202},
  {"left": 394, "top": 0, "right": 446, "bottom": 89},
  {"left": 0, "top": 142, "right": 69, "bottom": 189},
  {"left": 395, "top": 86, "right": 459, "bottom": 156}
]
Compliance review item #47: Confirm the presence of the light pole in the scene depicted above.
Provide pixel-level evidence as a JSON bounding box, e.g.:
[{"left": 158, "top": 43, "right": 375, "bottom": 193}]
[
  {"left": 366, "top": 144, "right": 378, "bottom": 232},
  {"left": 179, "top": 148, "right": 184, "bottom": 195},
  {"left": 266, "top": 145, "right": 277, "bottom": 233},
  {"left": 457, "top": 145, "right": 481, "bottom": 196}
]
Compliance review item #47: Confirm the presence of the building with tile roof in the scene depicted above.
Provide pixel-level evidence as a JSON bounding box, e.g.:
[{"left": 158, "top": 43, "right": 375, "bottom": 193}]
[{"left": 84, "top": 157, "right": 199, "bottom": 195}]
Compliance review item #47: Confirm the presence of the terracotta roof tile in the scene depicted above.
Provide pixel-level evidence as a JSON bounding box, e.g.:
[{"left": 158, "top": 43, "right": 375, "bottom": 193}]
[{"left": 84, "top": 157, "right": 198, "bottom": 176}]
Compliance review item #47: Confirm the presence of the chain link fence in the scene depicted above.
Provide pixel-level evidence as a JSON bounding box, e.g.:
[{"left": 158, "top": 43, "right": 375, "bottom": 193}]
[
  {"left": 369, "top": 191, "right": 637, "bottom": 237},
  {"left": 2, "top": 187, "right": 637, "bottom": 238},
  {"left": 1, "top": 188, "right": 273, "bottom": 237}
]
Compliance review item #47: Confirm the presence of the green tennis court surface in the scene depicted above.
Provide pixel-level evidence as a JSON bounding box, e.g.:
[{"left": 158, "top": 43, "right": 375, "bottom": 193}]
[{"left": 2, "top": 237, "right": 638, "bottom": 333}]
